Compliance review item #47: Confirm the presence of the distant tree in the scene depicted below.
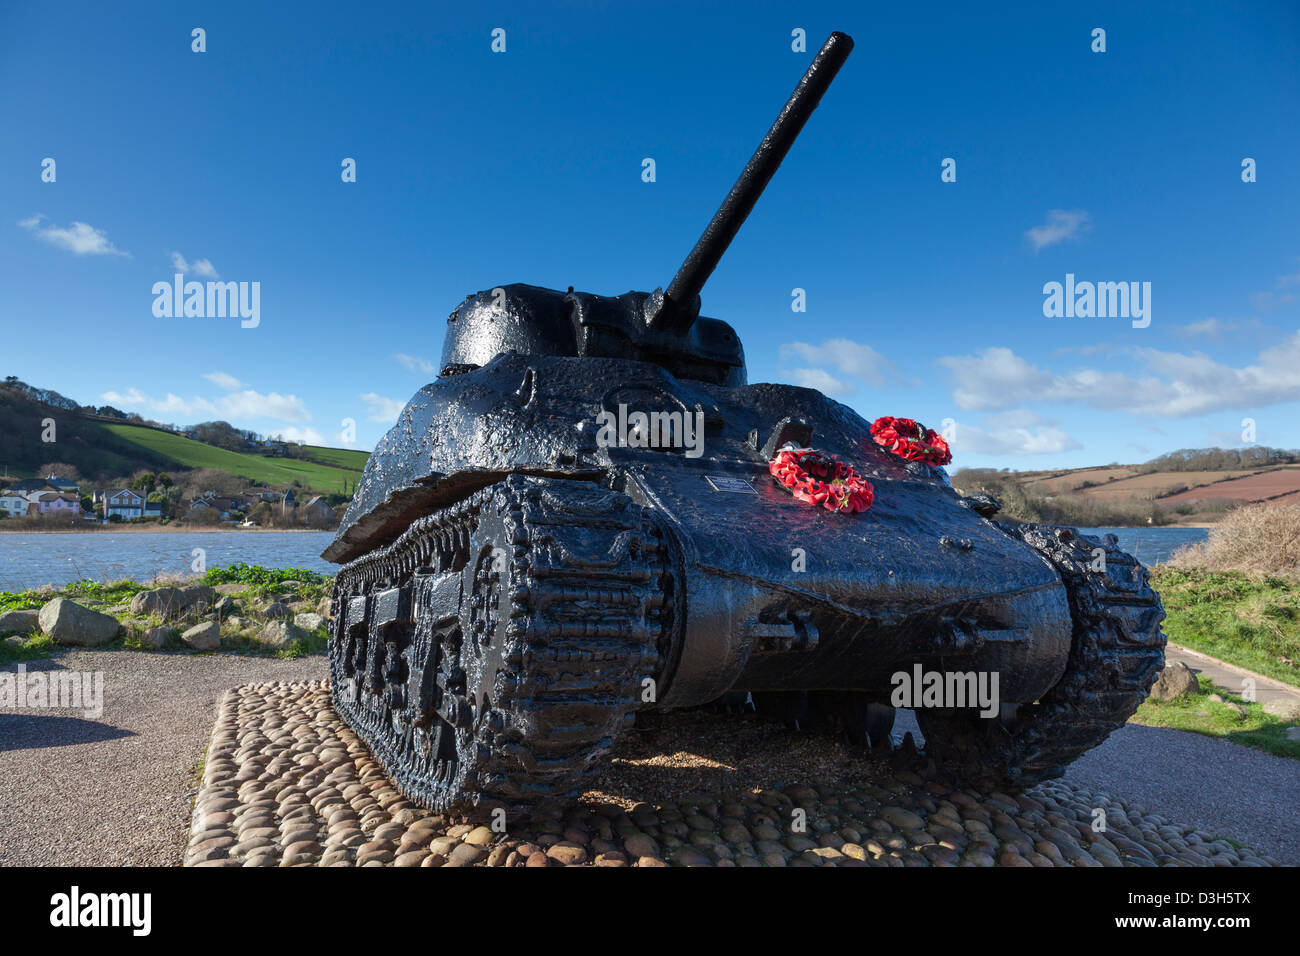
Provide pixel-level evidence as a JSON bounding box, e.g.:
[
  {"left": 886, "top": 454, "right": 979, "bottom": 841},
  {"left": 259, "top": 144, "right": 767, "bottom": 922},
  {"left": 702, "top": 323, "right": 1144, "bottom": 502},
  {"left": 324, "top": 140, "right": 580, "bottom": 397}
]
[
  {"left": 131, "top": 472, "right": 157, "bottom": 493},
  {"left": 37, "top": 462, "right": 82, "bottom": 481}
]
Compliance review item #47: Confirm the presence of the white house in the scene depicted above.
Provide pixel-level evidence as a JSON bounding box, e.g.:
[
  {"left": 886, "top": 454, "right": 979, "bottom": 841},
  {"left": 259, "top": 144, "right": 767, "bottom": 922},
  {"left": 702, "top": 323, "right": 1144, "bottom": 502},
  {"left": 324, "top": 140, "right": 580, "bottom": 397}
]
[
  {"left": 0, "top": 492, "right": 29, "bottom": 518},
  {"left": 104, "top": 489, "right": 149, "bottom": 520}
]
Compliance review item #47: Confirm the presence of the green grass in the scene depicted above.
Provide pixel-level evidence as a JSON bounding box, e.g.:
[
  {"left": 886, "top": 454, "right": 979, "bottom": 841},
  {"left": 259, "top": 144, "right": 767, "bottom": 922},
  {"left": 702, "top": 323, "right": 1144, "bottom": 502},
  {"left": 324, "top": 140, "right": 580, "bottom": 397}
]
[
  {"left": 101, "top": 423, "right": 362, "bottom": 493},
  {"left": 298, "top": 445, "right": 370, "bottom": 470},
  {"left": 0, "top": 633, "right": 56, "bottom": 666},
  {"left": 1132, "top": 675, "right": 1300, "bottom": 761},
  {"left": 1152, "top": 567, "right": 1300, "bottom": 689}
]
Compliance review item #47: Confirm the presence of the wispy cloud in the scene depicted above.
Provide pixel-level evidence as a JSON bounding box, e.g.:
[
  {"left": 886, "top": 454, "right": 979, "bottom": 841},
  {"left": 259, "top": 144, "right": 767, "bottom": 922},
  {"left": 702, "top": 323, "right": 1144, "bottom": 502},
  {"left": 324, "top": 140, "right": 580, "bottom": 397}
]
[
  {"left": 170, "top": 250, "right": 220, "bottom": 278},
  {"left": 20, "top": 214, "right": 129, "bottom": 257},
  {"left": 269, "top": 426, "right": 324, "bottom": 445},
  {"left": 360, "top": 393, "right": 405, "bottom": 423},
  {"left": 394, "top": 353, "right": 437, "bottom": 375},
  {"left": 202, "top": 371, "right": 245, "bottom": 390},
  {"left": 778, "top": 338, "right": 910, "bottom": 397},
  {"left": 949, "top": 411, "right": 1081, "bottom": 456},
  {"left": 1025, "top": 209, "right": 1090, "bottom": 252},
  {"left": 938, "top": 333, "right": 1300, "bottom": 418},
  {"left": 101, "top": 386, "right": 311, "bottom": 423}
]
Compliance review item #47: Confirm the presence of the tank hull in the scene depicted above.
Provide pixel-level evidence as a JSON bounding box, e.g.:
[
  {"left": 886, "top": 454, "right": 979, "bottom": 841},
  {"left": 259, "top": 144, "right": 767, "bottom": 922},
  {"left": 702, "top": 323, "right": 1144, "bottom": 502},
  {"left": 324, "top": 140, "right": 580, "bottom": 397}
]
[{"left": 328, "top": 352, "right": 1074, "bottom": 710}]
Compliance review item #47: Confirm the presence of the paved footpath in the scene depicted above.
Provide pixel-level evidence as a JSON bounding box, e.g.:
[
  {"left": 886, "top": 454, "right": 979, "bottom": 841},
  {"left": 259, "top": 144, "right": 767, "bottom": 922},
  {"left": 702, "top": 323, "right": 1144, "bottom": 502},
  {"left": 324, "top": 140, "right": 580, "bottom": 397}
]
[
  {"left": 1165, "top": 641, "right": 1300, "bottom": 715},
  {"left": 0, "top": 649, "right": 324, "bottom": 866}
]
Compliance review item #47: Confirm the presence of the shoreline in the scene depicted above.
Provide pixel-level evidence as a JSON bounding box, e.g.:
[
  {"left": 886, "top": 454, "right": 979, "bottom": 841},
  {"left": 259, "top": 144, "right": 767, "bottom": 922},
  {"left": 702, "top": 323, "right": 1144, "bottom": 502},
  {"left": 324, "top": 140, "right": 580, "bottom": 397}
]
[{"left": 0, "top": 525, "right": 333, "bottom": 535}]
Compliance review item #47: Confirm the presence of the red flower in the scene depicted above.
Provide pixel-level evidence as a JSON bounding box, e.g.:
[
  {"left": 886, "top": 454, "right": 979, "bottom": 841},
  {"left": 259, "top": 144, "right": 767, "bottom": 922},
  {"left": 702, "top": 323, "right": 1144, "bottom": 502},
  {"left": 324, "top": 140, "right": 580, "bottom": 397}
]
[
  {"left": 869, "top": 416, "right": 952, "bottom": 467},
  {"left": 768, "top": 447, "right": 873, "bottom": 513}
]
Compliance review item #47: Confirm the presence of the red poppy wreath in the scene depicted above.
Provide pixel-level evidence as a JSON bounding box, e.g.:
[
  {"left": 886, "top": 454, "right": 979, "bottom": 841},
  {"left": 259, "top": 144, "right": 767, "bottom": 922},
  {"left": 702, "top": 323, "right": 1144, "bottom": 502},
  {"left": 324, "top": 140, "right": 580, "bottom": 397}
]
[
  {"left": 768, "top": 446, "right": 873, "bottom": 513},
  {"left": 869, "top": 416, "right": 952, "bottom": 467}
]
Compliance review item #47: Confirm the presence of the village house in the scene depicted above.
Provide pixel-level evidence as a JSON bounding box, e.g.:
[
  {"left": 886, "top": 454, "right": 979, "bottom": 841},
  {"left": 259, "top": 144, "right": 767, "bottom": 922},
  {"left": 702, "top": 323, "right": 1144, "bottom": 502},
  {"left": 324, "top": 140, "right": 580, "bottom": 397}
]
[
  {"left": 28, "top": 491, "right": 81, "bottom": 516},
  {"left": 0, "top": 491, "right": 30, "bottom": 518},
  {"left": 99, "top": 489, "right": 161, "bottom": 520},
  {"left": 301, "top": 495, "right": 336, "bottom": 522}
]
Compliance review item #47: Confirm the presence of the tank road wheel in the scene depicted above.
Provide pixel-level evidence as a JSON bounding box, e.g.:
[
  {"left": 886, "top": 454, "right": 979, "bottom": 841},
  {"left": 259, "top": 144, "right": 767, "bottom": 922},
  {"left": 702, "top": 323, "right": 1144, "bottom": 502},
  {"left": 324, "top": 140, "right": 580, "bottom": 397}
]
[
  {"left": 916, "top": 524, "right": 1166, "bottom": 791},
  {"left": 329, "top": 475, "right": 671, "bottom": 812}
]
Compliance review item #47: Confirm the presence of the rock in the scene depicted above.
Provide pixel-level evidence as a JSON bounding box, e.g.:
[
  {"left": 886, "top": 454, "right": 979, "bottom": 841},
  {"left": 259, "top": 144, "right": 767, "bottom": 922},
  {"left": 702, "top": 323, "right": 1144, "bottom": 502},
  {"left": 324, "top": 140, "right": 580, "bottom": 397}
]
[
  {"left": 0, "top": 609, "right": 40, "bottom": 636},
  {"left": 141, "top": 625, "right": 172, "bottom": 649},
  {"left": 464, "top": 826, "right": 495, "bottom": 846},
  {"left": 294, "top": 612, "right": 327, "bottom": 632},
  {"left": 546, "top": 842, "right": 588, "bottom": 866},
  {"left": 879, "top": 806, "right": 925, "bottom": 831},
  {"left": 255, "top": 620, "right": 308, "bottom": 649},
  {"left": 262, "top": 601, "right": 291, "bottom": 620},
  {"left": 1262, "top": 699, "right": 1300, "bottom": 722},
  {"left": 1207, "top": 693, "right": 1224, "bottom": 704},
  {"left": 1223, "top": 700, "right": 1247, "bottom": 717},
  {"left": 317, "top": 597, "right": 333, "bottom": 619},
  {"left": 179, "top": 585, "right": 217, "bottom": 610},
  {"left": 214, "top": 596, "right": 239, "bottom": 614},
  {"left": 445, "top": 843, "right": 485, "bottom": 867},
  {"left": 1149, "top": 661, "right": 1199, "bottom": 702},
  {"left": 181, "top": 621, "right": 221, "bottom": 651},
  {"left": 623, "top": 833, "right": 659, "bottom": 858},
  {"left": 130, "top": 587, "right": 183, "bottom": 617},
  {"left": 37, "top": 598, "right": 120, "bottom": 647},
  {"left": 1284, "top": 727, "right": 1300, "bottom": 742}
]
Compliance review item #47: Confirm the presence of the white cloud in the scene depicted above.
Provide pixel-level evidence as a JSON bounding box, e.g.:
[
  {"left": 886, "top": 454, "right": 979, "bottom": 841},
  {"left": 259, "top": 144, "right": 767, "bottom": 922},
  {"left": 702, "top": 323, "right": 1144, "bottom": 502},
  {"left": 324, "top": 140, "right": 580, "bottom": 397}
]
[
  {"left": 203, "top": 371, "right": 245, "bottom": 390},
  {"left": 269, "top": 426, "right": 325, "bottom": 445},
  {"left": 361, "top": 393, "right": 406, "bottom": 423},
  {"left": 395, "top": 353, "right": 437, "bottom": 374},
  {"left": 950, "top": 412, "right": 1081, "bottom": 456},
  {"left": 938, "top": 333, "right": 1300, "bottom": 418},
  {"left": 100, "top": 386, "right": 311, "bottom": 423},
  {"left": 170, "top": 251, "right": 220, "bottom": 278},
  {"left": 778, "top": 338, "right": 908, "bottom": 397},
  {"left": 1025, "top": 209, "right": 1090, "bottom": 252},
  {"left": 20, "top": 214, "right": 129, "bottom": 257}
]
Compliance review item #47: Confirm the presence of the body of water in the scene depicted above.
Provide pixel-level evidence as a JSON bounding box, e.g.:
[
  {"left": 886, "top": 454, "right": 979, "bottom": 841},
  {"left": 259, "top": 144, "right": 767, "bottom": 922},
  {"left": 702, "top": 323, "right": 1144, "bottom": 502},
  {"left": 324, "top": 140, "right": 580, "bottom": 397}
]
[
  {"left": 1077, "top": 526, "right": 1209, "bottom": 566},
  {"left": 0, "top": 531, "right": 338, "bottom": 592},
  {"left": 0, "top": 524, "right": 1210, "bottom": 592}
]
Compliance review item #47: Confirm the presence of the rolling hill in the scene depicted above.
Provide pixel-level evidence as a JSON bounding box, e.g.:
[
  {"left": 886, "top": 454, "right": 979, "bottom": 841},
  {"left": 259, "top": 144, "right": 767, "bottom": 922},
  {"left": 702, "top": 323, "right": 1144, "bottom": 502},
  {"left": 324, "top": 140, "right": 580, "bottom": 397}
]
[{"left": 101, "top": 424, "right": 362, "bottom": 493}]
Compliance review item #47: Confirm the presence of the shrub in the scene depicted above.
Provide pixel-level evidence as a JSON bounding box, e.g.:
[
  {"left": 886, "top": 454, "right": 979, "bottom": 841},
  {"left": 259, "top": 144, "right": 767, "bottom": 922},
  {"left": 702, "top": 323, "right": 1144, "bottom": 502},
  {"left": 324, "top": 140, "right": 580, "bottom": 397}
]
[{"left": 1170, "top": 503, "right": 1300, "bottom": 574}]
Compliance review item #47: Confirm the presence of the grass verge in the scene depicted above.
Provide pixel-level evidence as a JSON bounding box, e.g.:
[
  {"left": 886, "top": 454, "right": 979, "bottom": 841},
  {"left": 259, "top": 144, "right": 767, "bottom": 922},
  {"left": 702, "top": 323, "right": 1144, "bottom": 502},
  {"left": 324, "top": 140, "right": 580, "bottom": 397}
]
[{"left": 1131, "top": 675, "right": 1300, "bottom": 761}]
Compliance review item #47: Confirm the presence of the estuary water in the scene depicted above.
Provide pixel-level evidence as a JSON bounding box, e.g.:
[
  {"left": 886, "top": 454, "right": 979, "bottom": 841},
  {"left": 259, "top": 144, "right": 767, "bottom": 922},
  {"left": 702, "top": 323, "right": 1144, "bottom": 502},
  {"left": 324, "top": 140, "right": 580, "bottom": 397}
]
[
  {"left": 0, "top": 531, "right": 338, "bottom": 592},
  {"left": 0, "top": 525, "right": 1209, "bottom": 592}
]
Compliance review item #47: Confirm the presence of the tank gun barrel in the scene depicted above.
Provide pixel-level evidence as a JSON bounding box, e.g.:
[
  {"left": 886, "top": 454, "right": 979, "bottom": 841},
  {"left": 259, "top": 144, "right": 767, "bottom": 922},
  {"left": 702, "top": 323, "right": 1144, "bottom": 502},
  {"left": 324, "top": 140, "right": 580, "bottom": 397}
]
[{"left": 648, "top": 30, "right": 854, "bottom": 333}]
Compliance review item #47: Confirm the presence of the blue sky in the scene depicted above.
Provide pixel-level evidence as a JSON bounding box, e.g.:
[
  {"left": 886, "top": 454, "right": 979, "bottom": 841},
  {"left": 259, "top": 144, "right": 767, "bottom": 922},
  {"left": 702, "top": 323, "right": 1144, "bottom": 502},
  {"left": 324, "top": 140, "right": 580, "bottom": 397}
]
[{"left": 3, "top": 0, "right": 1298, "bottom": 468}]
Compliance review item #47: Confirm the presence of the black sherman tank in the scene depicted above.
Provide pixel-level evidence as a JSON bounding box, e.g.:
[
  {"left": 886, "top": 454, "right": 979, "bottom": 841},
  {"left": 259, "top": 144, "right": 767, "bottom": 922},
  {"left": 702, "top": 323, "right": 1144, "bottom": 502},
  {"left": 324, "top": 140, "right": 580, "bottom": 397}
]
[{"left": 323, "top": 32, "right": 1166, "bottom": 811}]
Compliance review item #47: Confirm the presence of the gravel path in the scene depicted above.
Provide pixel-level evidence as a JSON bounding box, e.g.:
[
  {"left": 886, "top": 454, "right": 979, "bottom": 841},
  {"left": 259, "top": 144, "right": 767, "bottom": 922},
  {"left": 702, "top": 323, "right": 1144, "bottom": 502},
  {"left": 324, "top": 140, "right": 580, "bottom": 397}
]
[
  {"left": 0, "top": 649, "right": 324, "bottom": 866},
  {"left": 1064, "top": 722, "right": 1300, "bottom": 866}
]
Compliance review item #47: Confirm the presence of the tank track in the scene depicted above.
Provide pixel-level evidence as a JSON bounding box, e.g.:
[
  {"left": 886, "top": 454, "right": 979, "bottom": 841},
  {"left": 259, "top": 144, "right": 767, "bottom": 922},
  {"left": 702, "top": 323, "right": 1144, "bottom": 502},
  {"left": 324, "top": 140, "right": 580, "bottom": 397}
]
[
  {"left": 329, "top": 475, "right": 671, "bottom": 812},
  {"left": 917, "top": 523, "right": 1166, "bottom": 791}
]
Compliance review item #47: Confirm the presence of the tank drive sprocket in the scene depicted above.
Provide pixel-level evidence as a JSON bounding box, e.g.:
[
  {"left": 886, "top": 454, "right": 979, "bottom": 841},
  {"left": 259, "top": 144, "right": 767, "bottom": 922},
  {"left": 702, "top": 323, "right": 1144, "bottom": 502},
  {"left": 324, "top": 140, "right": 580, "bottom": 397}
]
[
  {"left": 329, "top": 475, "right": 673, "bottom": 812},
  {"left": 916, "top": 523, "right": 1166, "bottom": 791}
]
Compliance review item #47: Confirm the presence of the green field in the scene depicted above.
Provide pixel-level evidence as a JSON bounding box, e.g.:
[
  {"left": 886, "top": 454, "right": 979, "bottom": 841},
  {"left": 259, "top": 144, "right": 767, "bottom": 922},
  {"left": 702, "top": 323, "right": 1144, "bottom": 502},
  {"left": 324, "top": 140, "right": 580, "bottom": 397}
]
[
  {"left": 299, "top": 445, "right": 371, "bottom": 470},
  {"left": 103, "top": 424, "right": 363, "bottom": 493}
]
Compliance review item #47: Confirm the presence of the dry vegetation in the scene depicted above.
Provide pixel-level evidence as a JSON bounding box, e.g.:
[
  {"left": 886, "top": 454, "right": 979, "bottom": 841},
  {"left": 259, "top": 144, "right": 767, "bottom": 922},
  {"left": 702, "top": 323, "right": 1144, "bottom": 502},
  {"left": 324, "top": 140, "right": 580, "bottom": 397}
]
[{"left": 1169, "top": 503, "right": 1300, "bottom": 574}]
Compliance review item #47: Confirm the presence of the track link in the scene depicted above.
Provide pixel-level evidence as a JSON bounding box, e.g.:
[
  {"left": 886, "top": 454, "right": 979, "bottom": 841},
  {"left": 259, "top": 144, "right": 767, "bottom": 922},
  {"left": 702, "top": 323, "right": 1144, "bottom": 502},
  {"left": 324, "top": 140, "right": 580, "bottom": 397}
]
[
  {"left": 918, "top": 523, "right": 1167, "bottom": 790},
  {"left": 329, "top": 475, "right": 672, "bottom": 812}
]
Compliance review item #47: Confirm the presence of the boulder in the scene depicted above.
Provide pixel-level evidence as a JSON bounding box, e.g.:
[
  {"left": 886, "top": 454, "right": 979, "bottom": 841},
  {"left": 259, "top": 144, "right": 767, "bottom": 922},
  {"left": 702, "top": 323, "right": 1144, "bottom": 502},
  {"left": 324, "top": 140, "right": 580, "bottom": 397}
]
[
  {"left": 316, "top": 596, "right": 333, "bottom": 620},
  {"left": 1262, "top": 698, "right": 1300, "bottom": 722},
  {"left": 294, "top": 612, "right": 327, "bottom": 632},
  {"left": 0, "top": 609, "right": 40, "bottom": 636},
  {"left": 4, "top": 635, "right": 26, "bottom": 650},
  {"left": 262, "top": 601, "right": 290, "bottom": 620},
  {"left": 1285, "top": 727, "right": 1300, "bottom": 742},
  {"left": 181, "top": 621, "right": 221, "bottom": 651},
  {"left": 130, "top": 586, "right": 183, "bottom": 617},
  {"left": 1149, "top": 660, "right": 1199, "bottom": 702},
  {"left": 214, "top": 595, "right": 239, "bottom": 614},
  {"left": 37, "top": 598, "right": 120, "bottom": 647},
  {"left": 141, "top": 625, "right": 173, "bottom": 649},
  {"left": 130, "top": 584, "right": 217, "bottom": 618},
  {"left": 256, "top": 620, "right": 308, "bottom": 649}
]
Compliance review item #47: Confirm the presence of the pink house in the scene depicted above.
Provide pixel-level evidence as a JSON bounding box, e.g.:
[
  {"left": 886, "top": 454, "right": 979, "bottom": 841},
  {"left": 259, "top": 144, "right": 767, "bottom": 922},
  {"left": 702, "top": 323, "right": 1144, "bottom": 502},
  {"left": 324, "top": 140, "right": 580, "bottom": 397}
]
[{"left": 29, "top": 492, "right": 81, "bottom": 516}]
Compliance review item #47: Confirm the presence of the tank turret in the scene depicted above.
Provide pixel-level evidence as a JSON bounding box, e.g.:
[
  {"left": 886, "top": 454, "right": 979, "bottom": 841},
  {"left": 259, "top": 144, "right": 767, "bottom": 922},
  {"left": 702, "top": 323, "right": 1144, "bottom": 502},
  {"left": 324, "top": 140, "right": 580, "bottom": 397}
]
[{"left": 438, "top": 32, "right": 854, "bottom": 389}]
